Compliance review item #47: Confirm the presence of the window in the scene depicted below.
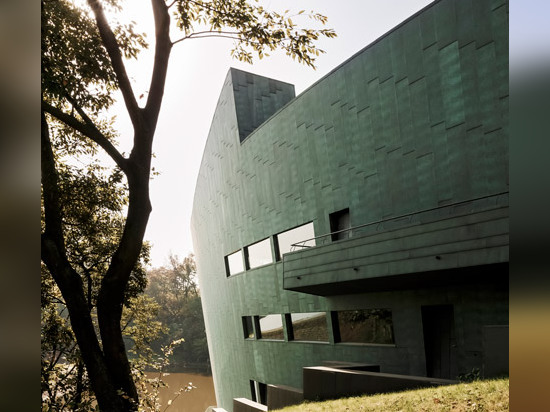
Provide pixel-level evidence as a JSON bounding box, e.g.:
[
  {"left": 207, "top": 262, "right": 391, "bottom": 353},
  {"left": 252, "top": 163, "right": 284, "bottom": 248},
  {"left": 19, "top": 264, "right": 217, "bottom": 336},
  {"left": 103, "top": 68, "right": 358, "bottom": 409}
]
[
  {"left": 335, "top": 309, "right": 395, "bottom": 344},
  {"left": 330, "top": 208, "right": 351, "bottom": 241},
  {"left": 289, "top": 312, "right": 328, "bottom": 342},
  {"left": 258, "top": 314, "right": 284, "bottom": 340},
  {"left": 245, "top": 238, "right": 273, "bottom": 269},
  {"left": 225, "top": 250, "right": 244, "bottom": 276},
  {"left": 242, "top": 316, "right": 255, "bottom": 339},
  {"left": 250, "top": 380, "right": 267, "bottom": 405},
  {"left": 275, "top": 222, "right": 315, "bottom": 260}
]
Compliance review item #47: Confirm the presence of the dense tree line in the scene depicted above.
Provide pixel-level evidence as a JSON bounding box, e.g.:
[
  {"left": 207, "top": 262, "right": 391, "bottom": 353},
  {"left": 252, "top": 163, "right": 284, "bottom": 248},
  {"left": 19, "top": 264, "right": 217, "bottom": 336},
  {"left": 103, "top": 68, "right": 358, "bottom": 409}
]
[{"left": 143, "top": 254, "right": 210, "bottom": 373}]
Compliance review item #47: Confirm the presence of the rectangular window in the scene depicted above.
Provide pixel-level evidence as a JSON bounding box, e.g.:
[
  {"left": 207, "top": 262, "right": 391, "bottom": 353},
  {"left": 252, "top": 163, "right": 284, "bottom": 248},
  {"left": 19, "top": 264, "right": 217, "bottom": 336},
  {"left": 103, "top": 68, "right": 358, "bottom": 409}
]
[
  {"left": 258, "top": 314, "right": 284, "bottom": 340},
  {"left": 275, "top": 222, "right": 315, "bottom": 260},
  {"left": 245, "top": 238, "right": 273, "bottom": 269},
  {"left": 249, "top": 380, "right": 257, "bottom": 402},
  {"left": 290, "top": 312, "right": 329, "bottom": 342},
  {"left": 242, "top": 316, "right": 255, "bottom": 339},
  {"left": 250, "top": 380, "right": 267, "bottom": 405},
  {"left": 330, "top": 208, "right": 351, "bottom": 241},
  {"left": 335, "top": 309, "right": 395, "bottom": 344},
  {"left": 225, "top": 250, "right": 244, "bottom": 276}
]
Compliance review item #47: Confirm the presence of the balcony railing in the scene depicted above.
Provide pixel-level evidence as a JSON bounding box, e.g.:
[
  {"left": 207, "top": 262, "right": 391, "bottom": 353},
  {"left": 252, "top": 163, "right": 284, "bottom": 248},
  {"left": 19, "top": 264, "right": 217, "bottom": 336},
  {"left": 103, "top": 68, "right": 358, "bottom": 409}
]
[
  {"left": 289, "top": 191, "right": 510, "bottom": 252},
  {"left": 283, "top": 192, "right": 509, "bottom": 295}
]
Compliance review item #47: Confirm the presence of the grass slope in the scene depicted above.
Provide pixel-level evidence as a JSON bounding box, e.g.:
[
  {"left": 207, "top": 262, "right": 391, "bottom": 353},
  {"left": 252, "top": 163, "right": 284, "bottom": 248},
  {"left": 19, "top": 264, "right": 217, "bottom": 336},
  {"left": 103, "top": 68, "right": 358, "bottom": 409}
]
[{"left": 275, "top": 378, "right": 509, "bottom": 412}]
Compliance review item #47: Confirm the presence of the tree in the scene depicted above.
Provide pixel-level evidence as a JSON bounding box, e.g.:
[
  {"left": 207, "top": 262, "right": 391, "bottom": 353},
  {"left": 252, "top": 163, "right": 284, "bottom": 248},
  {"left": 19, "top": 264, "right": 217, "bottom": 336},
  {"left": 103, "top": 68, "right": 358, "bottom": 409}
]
[
  {"left": 145, "top": 254, "right": 209, "bottom": 371},
  {"left": 41, "top": 0, "right": 336, "bottom": 410},
  {"left": 40, "top": 159, "right": 151, "bottom": 409}
]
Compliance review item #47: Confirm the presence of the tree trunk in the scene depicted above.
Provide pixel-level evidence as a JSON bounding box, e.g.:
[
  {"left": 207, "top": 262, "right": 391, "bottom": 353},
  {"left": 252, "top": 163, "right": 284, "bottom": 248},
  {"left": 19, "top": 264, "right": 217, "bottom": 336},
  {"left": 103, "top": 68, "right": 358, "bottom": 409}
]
[
  {"left": 96, "top": 129, "right": 154, "bottom": 409},
  {"left": 74, "top": 361, "right": 84, "bottom": 407},
  {"left": 42, "top": 0, "right": 172, "bottom": 408},
  {"left": 41, "top": 111, "right": 134, "bottom": 411}
]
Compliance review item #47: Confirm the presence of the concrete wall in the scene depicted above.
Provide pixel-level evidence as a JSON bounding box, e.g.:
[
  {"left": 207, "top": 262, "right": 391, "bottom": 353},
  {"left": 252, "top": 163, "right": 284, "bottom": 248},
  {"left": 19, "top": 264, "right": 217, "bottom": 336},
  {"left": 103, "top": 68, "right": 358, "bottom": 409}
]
[
  {"left": 482, "top": 325, "right": 509, "bottom": 377},
  {"left": 266, "top": 384, "right": 303, "bottom": 410},
  {"left": 302, "top": 366, "right": 456, "bottom": 401},
  {"left": 233, "top": 398, "right": 267, "bottom": 412},
  {"left": 191, "top": 0, "right": 508, "bottom": 410}
]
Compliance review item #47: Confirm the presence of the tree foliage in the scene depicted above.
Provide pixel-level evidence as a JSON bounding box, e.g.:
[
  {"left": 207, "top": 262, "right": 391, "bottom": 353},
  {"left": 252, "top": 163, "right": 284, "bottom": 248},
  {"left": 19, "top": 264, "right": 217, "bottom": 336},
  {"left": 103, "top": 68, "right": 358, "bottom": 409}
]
[
  {"left": 41, "top": 0, "right": 335, "bottom": 410},
  {"left": 170, "top": 0, "right": 336, "bottom": 66},
  {"left": 40, "top": 160, "right": 151, "bottom": 410},
  {"left": 145, "top": 254, "right": 209, "bottom": 371},
  {"left": 41, "top": 268, "right": 166, "bottom": 411}
]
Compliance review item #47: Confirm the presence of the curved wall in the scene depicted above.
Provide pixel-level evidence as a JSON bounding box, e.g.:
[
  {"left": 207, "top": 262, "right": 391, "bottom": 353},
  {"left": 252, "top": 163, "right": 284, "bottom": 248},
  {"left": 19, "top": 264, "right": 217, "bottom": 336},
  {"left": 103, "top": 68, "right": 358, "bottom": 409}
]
[{"left": 191, "top": 0, "right": 508, "bottom": 409}]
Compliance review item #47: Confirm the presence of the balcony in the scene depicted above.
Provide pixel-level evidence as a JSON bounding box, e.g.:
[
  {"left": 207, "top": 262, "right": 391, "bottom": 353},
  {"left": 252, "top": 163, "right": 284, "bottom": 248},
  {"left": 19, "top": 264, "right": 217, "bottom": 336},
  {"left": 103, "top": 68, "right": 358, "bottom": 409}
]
[{"left": 282, "top": 193, "right": 509, "bottom": 296}]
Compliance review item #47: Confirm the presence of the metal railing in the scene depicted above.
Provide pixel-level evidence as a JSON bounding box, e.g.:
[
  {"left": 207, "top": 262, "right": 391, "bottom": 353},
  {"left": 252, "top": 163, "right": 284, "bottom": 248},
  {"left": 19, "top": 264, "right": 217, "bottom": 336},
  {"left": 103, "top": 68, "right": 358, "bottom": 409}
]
[{"left": 289, "top": 191, "right": 509, "bottom": 252}]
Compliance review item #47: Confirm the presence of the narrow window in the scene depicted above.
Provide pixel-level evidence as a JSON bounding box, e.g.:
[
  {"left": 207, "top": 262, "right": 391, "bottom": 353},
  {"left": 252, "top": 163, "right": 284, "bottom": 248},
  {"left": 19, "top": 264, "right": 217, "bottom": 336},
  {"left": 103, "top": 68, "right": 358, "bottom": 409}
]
[
  {"left": 250, "top": 380, "right": 267, "bottom": 405},
  {"left": 245, "top": 238, "right": 273, "bottom": 269},
  {"left": 275, "top": 222, "right": 315, "bottom": 260},
  {"left": 258, "top": 314, "right": 284, "bottom": 340},
  {"left": 330, "top": 208, "right": 351, "bottom": 241},
  {"left": 258, "top": 382, "right": 267, "bottom": 405},
  {"left": 242, "top": 316, "right": 255, "bottom": 339},
  {"left": 335, "top": 309, "right": 395, "bottom": 344},
  {"left": 249, "top": 380, "right": 257, "bottom": 402},
  {"left": 225, "top": 250, "right": 244, "bottom": 276},
  {"left": 289, "top": 312, "right": 329, "bottom": 342}
]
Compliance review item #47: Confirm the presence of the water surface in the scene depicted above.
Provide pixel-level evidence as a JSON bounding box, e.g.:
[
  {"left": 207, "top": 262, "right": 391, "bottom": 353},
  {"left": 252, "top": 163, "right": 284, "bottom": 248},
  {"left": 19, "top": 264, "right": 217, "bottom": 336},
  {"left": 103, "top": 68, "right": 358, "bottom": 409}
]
[{"left": 145, "top": 372, "right": 216, "bottom": 412}]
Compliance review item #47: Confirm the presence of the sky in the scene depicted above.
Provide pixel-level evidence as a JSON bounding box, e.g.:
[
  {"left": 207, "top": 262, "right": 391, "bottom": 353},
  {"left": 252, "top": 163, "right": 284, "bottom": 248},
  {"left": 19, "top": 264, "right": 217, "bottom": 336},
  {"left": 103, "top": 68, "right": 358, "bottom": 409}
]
[
  {"left": 106, "top": 0, "right": 440, "bottom": 268},
  {"left": 102, "top": 0, "right": 548, "bottom": 268}
]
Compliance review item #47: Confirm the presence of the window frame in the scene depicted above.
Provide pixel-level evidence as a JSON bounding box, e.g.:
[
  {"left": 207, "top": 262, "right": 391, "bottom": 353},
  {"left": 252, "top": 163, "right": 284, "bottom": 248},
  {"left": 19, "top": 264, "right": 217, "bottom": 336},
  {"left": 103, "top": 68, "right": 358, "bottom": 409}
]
[
  {"left": 333, "top": 308, "right": 396, "bottom": 345},
  {"left": 242, "top": 315, "right": 256, "bottom": 339},
  {"left": 244, "top": 237, "right": 273, "bottom": 270},
  {"left": 274, "top": 222, "right": 316, "bottom": 261},
  {"left": 288, "top": 311, "right": 330, "bottom": 343},
  {"left": 225, "top": 249, "right": 245, "bottom": 277},
  {"left": 257, "top": 314, "right": 285, "bottom": 341},
  {"left": 329, "top": 208, "right": 351, "bottom": 241}
]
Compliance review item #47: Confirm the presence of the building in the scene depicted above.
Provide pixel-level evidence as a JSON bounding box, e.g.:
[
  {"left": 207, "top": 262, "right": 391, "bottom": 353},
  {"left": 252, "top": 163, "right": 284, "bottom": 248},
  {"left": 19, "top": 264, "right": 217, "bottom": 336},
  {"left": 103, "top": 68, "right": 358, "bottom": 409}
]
[{"left": 191, "top": 0, "right": 508, "bottom": 410}]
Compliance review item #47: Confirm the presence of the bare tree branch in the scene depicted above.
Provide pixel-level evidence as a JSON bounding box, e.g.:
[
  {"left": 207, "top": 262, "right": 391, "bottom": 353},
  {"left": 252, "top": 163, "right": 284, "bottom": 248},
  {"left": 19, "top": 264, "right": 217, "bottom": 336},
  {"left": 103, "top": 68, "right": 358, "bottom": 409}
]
[
  {"left": 144, "top": 0, "right": 172, "bottom": 133},
  {"left": 172, "top": 30, "right": 242, "bottom": 45}
]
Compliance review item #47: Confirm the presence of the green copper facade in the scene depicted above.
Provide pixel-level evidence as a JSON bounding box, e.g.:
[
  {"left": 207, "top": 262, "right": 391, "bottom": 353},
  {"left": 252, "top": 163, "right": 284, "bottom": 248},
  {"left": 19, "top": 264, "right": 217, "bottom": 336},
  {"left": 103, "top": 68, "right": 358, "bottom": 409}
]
[{"left": 191, "top": 0, "right": 508, "bottom": 410}]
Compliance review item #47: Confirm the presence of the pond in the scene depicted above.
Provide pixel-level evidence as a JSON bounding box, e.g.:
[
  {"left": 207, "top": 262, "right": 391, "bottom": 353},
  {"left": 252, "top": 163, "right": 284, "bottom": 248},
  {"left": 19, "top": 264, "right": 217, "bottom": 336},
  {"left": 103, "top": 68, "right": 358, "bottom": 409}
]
[{"left": 144, "top": 372, "right": 216, "bottom": 412}]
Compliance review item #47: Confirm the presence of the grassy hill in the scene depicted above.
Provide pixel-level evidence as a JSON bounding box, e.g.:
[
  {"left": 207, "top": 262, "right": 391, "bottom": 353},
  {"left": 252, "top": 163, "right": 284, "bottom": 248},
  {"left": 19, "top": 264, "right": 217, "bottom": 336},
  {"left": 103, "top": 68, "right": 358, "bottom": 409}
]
[{"left": 275, "top": 378, "right": 509, "bottom": 412}]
